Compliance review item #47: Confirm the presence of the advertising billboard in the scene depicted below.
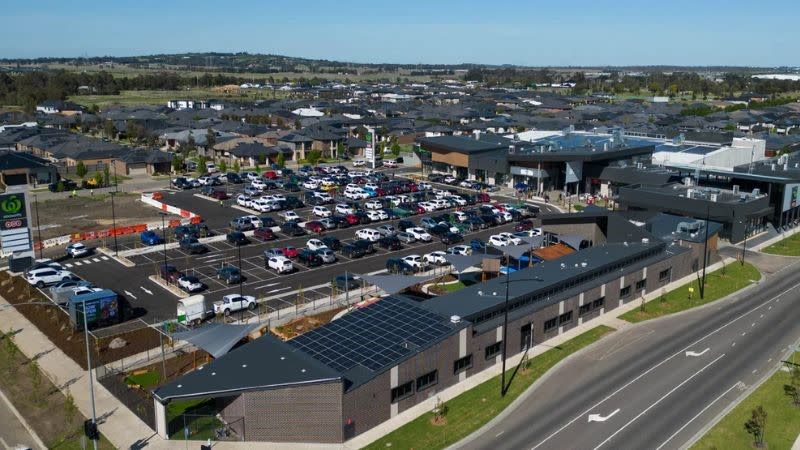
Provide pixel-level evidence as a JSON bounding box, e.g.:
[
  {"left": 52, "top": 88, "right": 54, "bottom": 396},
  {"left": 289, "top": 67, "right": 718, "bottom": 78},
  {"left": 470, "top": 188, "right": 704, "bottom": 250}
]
[{"left": 782, "top": 183, "right": 800, "bottom": 212}]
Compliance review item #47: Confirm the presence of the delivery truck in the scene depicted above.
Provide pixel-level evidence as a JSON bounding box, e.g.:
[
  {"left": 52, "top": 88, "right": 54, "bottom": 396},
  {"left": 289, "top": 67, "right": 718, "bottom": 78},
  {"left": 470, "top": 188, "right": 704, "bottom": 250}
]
[
  {"left": 68, "top": 289, "right": 121, "bottom": 331},
  {"left": 176, "top": 294, "right": 213, "bottom": 326}
]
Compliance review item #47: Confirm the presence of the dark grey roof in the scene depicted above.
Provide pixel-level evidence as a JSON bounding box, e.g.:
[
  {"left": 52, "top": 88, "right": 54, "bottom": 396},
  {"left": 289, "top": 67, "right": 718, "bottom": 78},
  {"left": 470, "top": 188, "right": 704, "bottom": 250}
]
[
  {"left": 419, "top": 134, "right": 511, "bottom": 154},
  {"left": 0, "top": 151, "right": 51, "bottom": 170},
  {"left": 153, "top": 332, "right": 341, "bottom": 402},
  {"left": 172, "top": 322, "right": 263, "bottom": 359},
  {"left": 598, "top": 165, "right": 677, "bottom": 186},
  {"left": 646, "top": 213, "right": 724, "bottom": 243}
]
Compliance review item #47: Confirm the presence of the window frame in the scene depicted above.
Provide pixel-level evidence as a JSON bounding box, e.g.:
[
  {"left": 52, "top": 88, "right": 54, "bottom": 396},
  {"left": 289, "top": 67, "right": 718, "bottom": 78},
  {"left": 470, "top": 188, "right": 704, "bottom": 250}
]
[
  {"left": 453, "top": 354, "right": 473, "bottom": 375},
  {"left": 416, "top": 370, "right": 438, "bottom": 392},
  {"left": 390, "top": 380, "right": 414, "bottom": 403},
  {"left": 485, "top": 342, "right": 502, "bottom": 360},
  {"left": 620, "top": 285, "right": 631, "bottom": 298}
]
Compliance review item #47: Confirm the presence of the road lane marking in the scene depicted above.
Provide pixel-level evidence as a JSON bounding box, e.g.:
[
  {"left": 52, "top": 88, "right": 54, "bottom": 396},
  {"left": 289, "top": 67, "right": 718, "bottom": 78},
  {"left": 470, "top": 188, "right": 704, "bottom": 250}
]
[
  {"left": 530, "top": 281, "right": 796, "bottom": 450},
  {"left": 267, "top": 287, "right": 292, "bottom": 294},
  {"left": 73, "top": 261, "right": 83, "bottom": 266},
  {"left": 593, "top": 354, "right": 725, "bottom": 449},
  {"left": 752, "top": 323, "right": 756, "bottom": 327},
  {"left": 124, "top": 290, "right": 137, "bottom": 300},
  {"left": 65, "top": 263, "right": 73, "bottom": 268},
  {"left": 685, "top": 348, "right": 710, "bottom": 357},
  {"left": 254, "top": 282, "right": 280, "bottom": 290},
  {"left": 588, "top": 408, "right": 620, "bottom": 423},
  {"left": 140, "top": 286, "right": 153, "bottom": 295},
  {"left": 732, "top": 342, "right": 736, "bottom": 346},
  {"left": 654, "top": 381, "right": 740, "bottom": 450},
  {"left": 495, "top": 431, "right": 505, "bottom": 438},
  {"left": 101, "top": 256, "right": 109, "bottom": 260},
  {"left": 752, "top": 369, "right": 758, "bottom": 374},
  {"left": 760, "top": 314, "right": 764, "bottom": 318},
  {"left": 92, "top": 258, "right": 101, "bottom": 262}
]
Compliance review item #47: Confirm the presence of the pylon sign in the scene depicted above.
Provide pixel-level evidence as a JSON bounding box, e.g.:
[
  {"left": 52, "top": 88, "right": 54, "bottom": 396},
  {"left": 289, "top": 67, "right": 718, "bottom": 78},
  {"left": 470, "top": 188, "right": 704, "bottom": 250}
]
[{"left": 0, "top": 192, "right": 32, "bottom": 254}]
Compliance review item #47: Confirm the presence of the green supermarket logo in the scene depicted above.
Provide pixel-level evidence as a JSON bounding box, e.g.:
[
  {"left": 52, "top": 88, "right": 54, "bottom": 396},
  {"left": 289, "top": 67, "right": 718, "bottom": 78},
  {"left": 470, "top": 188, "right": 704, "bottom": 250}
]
[{"left": 1, "top": 196, "right": 22, "bottom": 215}]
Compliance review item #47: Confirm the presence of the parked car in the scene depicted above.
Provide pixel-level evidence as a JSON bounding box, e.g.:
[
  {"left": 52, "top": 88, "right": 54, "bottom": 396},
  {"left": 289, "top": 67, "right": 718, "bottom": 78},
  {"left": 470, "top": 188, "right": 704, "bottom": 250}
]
[
  {"left": 177, "top": 275, "right": 204, "bottom": 293},
  {"left": 376, "top": 224, "right": 397, "bottom": 237},
  {"left": 448, "top": 245, "right": 472, "bottom": 256},
  {"left": 217, "top": 266, "right": 242, "bottom": 284},
  {"left": 213, "top": 294, "right": 256, "bottom": 316},
  {"left": 226, "top": 231, "right": 249, "bottom": 246},
  {"left": 407, "top": 227, "right": 432, "bottom": 242},
  {"left": 321, "top": 236, "right": 341, "bottom": 251},
  {"left": 280, "top": 210, "right": 300, "bottom": 222},
  {"left": 140, "top": 230, "right": 163, "bottom": 246},
  {"left": 352, "top": 239, "right": 376, "bottom": 254},
  {"left": 254, "top": 227, "right": 276, "bottom": 241},
  {"left": 66, "top": 243, "right": 89, "bottom": 258},
  {"left": 316, "top": 248, "right": 337, "bottom": 264},
  {"left": 397, "top": 219, "right": 415, "bottom": 232},
  {"left": 424, "top": 251, "right": 448, "bottom": 266},
  {"left": 179, "top": 238, "right": 208, "bottom": 254},
  {"left": 340, "top": 244, "right": 365, "bottom": 259},
  {"left": 470, "top": 238, "right": 487, "bottom": 251},
  {"left": 488, "top": 234, "right": 511, "bottom": 246},
  {"left": 319, "top": 217, "right": 337, "bottom": 230},
  {"left": 334, "top": 273, "right": 362, "bottom": 289},
  {"left": 25, "top": 268, "right": 74, "bottom": 288},
  {"left": 280, "top": 222, "right": 306, "bottom": 237},
  {"left": 378, "top": 236, "right": 402, "bottom": 251},
  {"left": 305, "top": 221, "right": 325, "bottom": 234},
  {"left": 441, "top": 232, "right": 464, "bottom": 245},
  {"left": 159, "top": 264, "right": 184, "bottom": 283},
  {"left": 230, "top": 217, "right": 256, "bottom": 231},
  {"left": 225, "top": 172, "right": 243, "bottom": 184},
  {"left": 266, "top": 256, "right": 294, "bottom": 274},
  {"left": 298, "top": 249, "right": 323, "bottom": 267},
  {"left": 386, "top": 258, "right": 415, "bottom": 274},
  {"left": 281, "top": 246, "right": 299, "bottom": 258},
  {"left": 306, "top": 238, "right": 328, "bottom": 252},
  {"left": 396, "top": 231, "right": 417, "bottom": 244},
  {"left": 401, "top": 254, "right": 424, "bottom": 270}
]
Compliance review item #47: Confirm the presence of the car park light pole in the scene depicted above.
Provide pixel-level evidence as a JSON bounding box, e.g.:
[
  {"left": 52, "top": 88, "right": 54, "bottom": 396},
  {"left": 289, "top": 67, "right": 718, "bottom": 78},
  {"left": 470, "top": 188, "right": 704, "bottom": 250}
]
[
  {"left": 110, "top": 192, "right": 118, "bottom": 256},
  {"left": 160, "top": 213, "right": 169, "bottom": 277},
  {"left": 33, "top": 194, "right": 43, "bottom": 259},
  {"left": 237, "top": 243, "right": 244, "bottom": 323}
]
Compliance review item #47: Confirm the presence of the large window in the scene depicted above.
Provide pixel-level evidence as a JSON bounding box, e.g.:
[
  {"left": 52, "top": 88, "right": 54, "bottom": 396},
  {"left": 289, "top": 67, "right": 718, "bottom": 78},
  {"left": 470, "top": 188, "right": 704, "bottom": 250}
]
[
  {"left": 559, "top": 311, "right": 573, "bottom": 325},
  {"left": 592, "top": 297, "right": 605, "bottom": 309},
  {"left": 544, "top": 317, "right": 558, "bottom": 332},
  {"left": 635, "top": 279, "right": 647, "bottom": 290},
  {"left": 579, "top": 303, "right": 592, "bottom": 316},
  {"left": 453, "top": 355, "right": 473, "bottom": 375},
  {"left": 485, "top": 342, "right": 502, "bottom": 359},
  {"left": 620, "top": 285, "right": 631, "bottom": 298},
  {"left": 390, "top": 381, "right": 414, "bottom": 403},
  {"left": 416, "top": 370, "right": 438, "bottom": 391},
  {"left": 659, "top": 268, "right": 672, "bottom": 282}
]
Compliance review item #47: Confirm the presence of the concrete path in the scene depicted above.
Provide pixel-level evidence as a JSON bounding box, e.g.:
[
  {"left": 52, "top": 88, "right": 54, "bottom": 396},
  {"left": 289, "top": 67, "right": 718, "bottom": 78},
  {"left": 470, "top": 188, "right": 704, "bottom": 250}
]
[{"left": 0, "top": 388, "right": 46, "bottom": 450}]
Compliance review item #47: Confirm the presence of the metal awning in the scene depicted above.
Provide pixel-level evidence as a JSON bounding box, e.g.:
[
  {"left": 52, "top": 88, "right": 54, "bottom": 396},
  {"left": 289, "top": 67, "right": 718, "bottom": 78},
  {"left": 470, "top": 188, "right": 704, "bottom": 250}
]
[
  {"left": 358, "top": 273, "right": 440, "bottom": 295},
  {"left": 558, "top": 234, "right": 587, "bottom": 250},
  {"left": 444, "top": 253, "right": 501, "bottom": 273},
  {"left": 491, "top": 243, "right": 535, "bottom": 259},
  {"left": 172, "top": 322, "right": 263, "bottom": 358}
]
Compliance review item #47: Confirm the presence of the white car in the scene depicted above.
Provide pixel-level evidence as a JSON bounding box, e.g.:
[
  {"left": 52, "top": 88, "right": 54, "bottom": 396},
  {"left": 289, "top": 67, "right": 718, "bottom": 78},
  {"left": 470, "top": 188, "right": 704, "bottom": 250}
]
[
  {"left": 498, "top": 232, "right": 522, "bottom": 245},
  {"left": 364, "top": 200, "right": 383, "bottom": 210},
  {"left": 418, "top": 202, "right": 437, "bottom": 212},
  {"left": 280, "top": 210, "right": 300, "bottom": 222},
  {"left": 423, "top": 251, "right": 447, "bottom": 266},
  {"left": 242, "top": 215, "right": 263, "bottom": 228},
  {"left": 489, "top": 235, "right": 511, "bottom": 247},
  {"left": 345, "top": 189, "right": 369, "bottom": 200},
  {"left": 251, "top": 179, "right": 267, "bottom": 190},
  {"left": 448, "top": 245, "right": 472, "bottom": 256},
  {"left": 316, "top": 248, "right": 337, "bottom": 264},
  {"left": 448, "top": 196, "right": 467, "bottom": 206},
  {"left": 454, "top": 211, "right": 469, "bottom": 222},
  {"left": 417, "top": 182, "right": 432, "bottom": 190},
  {"left": 25, "top": 268, "right": 74, "bottom": 288},
  {"left": 335, "top": 204, "right": 355, "bottom": 215},
  {"left": 443, "top": 175, "right": 457, "bottom": 184},
  {"left": 364, "top": 182, "right": 379, "bottom": 191},
  {"left": 236, "top": 194, "right": 253, "bottom": 208},
  {"left": 303, "top": 180, "right": 319, "bottom": 189},
  {"left": 267, "top": 256, "right": 294, "bottom": 274},
  {"left": 250, "top": 198, "right": 273, "bottom": 212},
  {"left": 402, "top": 254, "right": 424, "bottom": 269},
  {"left": 313, "top": 191, "right": 333, "bottom": 203},
  {"left": 66, "top": 243, "right": 89, "bottom": 258},
  {"left": 499, "top": 211, "right": 513, "bottom": 223},
  {"left": 306, "top": 238, "right": 328, "bottom": 252},
  {"left": 197, "top": 175, "right": 213, "bottom": 186},
  {"left": 376, "top": 224, "right": 397, "bottom": 237},
  {"left": 356, "top": 228, "right": 381, "bottom": 242},
  {"left": 262, "top": 194, "right": 286, "bottom": 203},
  {"left": 177, "top": 275, "right": 204, "bottom": 293},
  {"left": 365, "top": 210, "right": 383, "bottom": 222},
  {"left": 353, "top": 159, "right": 366, "bottom": 167},
  {"left": 312, "top": 206, "right": 332, "bottom": 218},
  {"left": 213, "top": 294, "right": 257, "bottom": 316},
  {"left": 244, "top": 172, "right": 260, "bottom": 181},
  {"left": 384, "top": 160, "right": 398, "bottom": 168},
  {"left": 407, "top": 227, "right": 432, "bottom": 242}
]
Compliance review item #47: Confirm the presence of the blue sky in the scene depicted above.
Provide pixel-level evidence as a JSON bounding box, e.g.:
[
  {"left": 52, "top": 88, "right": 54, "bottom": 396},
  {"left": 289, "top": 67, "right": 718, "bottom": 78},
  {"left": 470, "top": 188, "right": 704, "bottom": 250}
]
[{"left": 2, "top": 0, "right": 797, "bottom": 66}]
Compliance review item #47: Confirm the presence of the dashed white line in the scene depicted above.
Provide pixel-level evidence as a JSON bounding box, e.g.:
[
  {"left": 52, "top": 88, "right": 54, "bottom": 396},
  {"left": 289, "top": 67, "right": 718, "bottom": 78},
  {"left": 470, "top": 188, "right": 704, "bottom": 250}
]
[
  {"left": 742, "top": 332, "right": 746, "bottom": 336},
  {"left": 73, "top": 261, "right": 83, "bottom": 266},
  {"left": 732, "top": 342, "right": 736, "bottom": 347},
  {"left": 495, "top": 431, "right": 505, "bottom": 438},
  {"left": 65, "top": 263, "right": 73, "bottom": 268},
  {"left": 92, "top": 257, "right": 101, "bottom": 262},
  {"left": 752, "top": 323, "right": 756, "bottom": 327},
  {"left": 100, "top": 255, "right": 109, "bottom": 260}
]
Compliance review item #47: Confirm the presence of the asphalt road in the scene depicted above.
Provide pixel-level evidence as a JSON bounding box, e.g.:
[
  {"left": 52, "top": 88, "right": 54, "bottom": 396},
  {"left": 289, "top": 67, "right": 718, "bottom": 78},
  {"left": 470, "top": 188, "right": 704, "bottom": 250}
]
[
  {"left": 458, "top": 257, "right": 800, "bottom": 450},
  {"left": 53, "top": 175, "right": 560, "bottom": 323},
  {"left": 0, "top": 393, "right": 40, "bottom": 450}
]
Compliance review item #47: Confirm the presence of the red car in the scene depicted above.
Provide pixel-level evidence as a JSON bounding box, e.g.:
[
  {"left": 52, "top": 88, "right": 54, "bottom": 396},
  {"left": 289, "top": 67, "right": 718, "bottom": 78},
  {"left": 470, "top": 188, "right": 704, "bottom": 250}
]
[
  {"left": 477, "top": 193, "right": 491, "bottom": 203},
  {"left": 210, "top": 190, "right": 229, "bottom": 200},
  {"left": 305, "top": 221, "right": 325, "bottom": 234},
  {"left": 354, "top": 177, "right": 367, "bottom": 185},
  {"left": 406, "top": 183, "right": 418, "bottom": 192},
  {"left": 344, "top": 214, "right": 360, "bottom": 225},
  {"left": 413, "top": 204, "right": 426, "bottom": 214},
  {"left": 263, "top": 171, "right": 278, "bottom": 179},
  {"left": 375, "top": 187, "right": 387, "bottom": 197},
  {"left": 514, "top": 220, "right": 534, "bottom": 232},
  {"left": 492, "top": 202, "right": 507, "bottom": 212},
  {"left": 281, "top": 246, "right": 299, "bottom": 258},
  {"left": 254, "top": 227, "right": 276, "bottom": 240}
]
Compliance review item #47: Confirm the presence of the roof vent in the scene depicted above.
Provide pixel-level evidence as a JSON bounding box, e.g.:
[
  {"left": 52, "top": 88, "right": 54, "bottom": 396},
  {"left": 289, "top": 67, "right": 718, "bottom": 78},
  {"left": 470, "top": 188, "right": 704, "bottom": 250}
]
[
  {"left": 624, "top": 241, "right": 629, "bottom": 246},
  {"left": 560, "top": 263, "right": 566, "bottom": 269},
  {"left": 642, "top": 238, "right": 650, "bottom": 244},
  {"left": 581, "top": 262, "right": 588, "bottom": 267},
  {"left": 450, "top": 315, "right": 462, "bottom": 324},
  {"left": 177, "top": 384, "right": 182, "bottom": 388}
]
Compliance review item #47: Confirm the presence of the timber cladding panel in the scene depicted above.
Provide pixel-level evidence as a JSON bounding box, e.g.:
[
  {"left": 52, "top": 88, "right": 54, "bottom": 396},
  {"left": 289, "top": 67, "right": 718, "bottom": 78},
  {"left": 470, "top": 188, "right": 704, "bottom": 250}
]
[
  {"left": 242, "top": 382, "right": 344, "bottom": 443},
  {"left": 431, "top": 151, "right": 469, "bottom": 168}
]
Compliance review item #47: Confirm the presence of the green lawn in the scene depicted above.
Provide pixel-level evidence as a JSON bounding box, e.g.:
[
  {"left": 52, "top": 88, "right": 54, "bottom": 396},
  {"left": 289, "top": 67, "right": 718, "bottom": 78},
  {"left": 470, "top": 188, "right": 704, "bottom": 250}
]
[
  {"left": 364, "top": 325, "right": 615, "bottom": 450},
  {"left": 762, "top": 232, "right": 800, "bottom": 256},
  {"left": 167, "top": 398, "right": 223, "bottom": 440},
  {"left": 618, "top": 262, "right": 759, "bottom": 323},
  {"left": 125, "top": 371, "right": 161, "bottom": 389},
  {"left": 692, "top": 355, "right": 800, "bottom": 450}
]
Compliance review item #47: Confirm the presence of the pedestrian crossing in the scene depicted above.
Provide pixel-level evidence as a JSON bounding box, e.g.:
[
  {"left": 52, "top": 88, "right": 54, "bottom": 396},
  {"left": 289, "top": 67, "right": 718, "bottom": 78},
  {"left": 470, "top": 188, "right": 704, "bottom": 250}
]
[{"left": 64, "top": 255, "right": 110, "bottom": 268}]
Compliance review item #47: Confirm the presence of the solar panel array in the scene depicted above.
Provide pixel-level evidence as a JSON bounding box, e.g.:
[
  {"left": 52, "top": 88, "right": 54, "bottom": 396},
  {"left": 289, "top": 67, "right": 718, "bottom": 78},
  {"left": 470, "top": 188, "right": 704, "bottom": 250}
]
[{"left": 288, "top": 297, "right": 454, "bottom": 373}]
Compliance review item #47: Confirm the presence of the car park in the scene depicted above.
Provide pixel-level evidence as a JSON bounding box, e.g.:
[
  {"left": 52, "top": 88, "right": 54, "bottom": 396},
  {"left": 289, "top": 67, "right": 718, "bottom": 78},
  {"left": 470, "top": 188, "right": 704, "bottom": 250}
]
[
  {"left": 226, "top": 231, "right": 249, "bottom": 245},
  {"left": 312, "top": 206, "right": 331, "bottom": 218},
  {"left": 66, "top": 243, "right": 89, "bottom": 258},
  {"left": 214, "top": 294, "right": 256, "bottom": 316},
  {"left": 253, "top": 227, "right": 276, "bottom": 241},
  {"left": 321, "top": 236, "right": 341, "bottom": 251},
  {"left": 316, "top": 248, "right": 337, "bottom": 263},
  {"left": 340, "top": 244, "right": 365, "bottom": 259},
  {"left": 217, "top": 266, "right": 242, "bottom": 284},
  {"left": 177, "top": 275, "right": 204, "bottom": 293},
  {"left": 26, "top": 268, "right": 74, "bottom": 288},
  {"left": 159, "top": 264, "right": 184, "bottom": 283},
  {"left": 424, "top": 251, "right": 448, "bottom": 266}
]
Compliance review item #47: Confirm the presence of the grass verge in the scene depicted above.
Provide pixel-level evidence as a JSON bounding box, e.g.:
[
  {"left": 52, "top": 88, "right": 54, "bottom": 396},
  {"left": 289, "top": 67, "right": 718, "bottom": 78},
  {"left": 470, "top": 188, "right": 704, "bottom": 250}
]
[
  {"left": 692, "top": 354, "right": 800, "bottom": 450},
  {"left": 167, "top": 398, "right": 223, "bottom": 440},
  {"left": 762, "top": 232, "right": 800, "bottom": 256},
  {"left": 364, "top": 325, "right": 615, "bottom": 450},
  {"left": 618, "top": 262, "right": 759, "bottom": 323}
]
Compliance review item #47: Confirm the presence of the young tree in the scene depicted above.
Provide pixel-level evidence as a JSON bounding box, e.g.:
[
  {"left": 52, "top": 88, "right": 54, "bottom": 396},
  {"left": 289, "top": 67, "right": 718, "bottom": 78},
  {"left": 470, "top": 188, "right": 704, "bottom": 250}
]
[
  {"left": 336, "top": 142, "right": 345, "bottom": 160},
  {"left": 103, "top": 165, "right": 111, "bottom": 186},
  {"left": 276, "top": 117, "right": 285, "bottom": 128},
  {"left": 205, "top": 128, "right": 216, "bottom": 149},
  {"left": 306, "top": 150, "right": 322, "bottom": 166},
  {"left": 75, "top": 161, "right": 87, "bottom": 181},
  {"left": 275, "top": 152, "right": 285, "bottom": 168},
  {"left": 391, "top": 142, "right": 401, "bottom": 157},
  {"left": 232, "top": 160, "right": 240, "bottom": 173},
  {"left": 93, "top": 171, "right": 103, "bottom": 187},
  {"left": 171, "top": 155, "right": 183, "bottom": 173},
  {"left": 744, "top": 405, "right": 767, "bottom": 448},
  {"left": 103, "top": 120, "right": 116, "bottom": 139},
  {"left": 218, "top": 159, "right": 227, "bottom": 173},
  {"left": 785, "top": 366, "right": 800, "bottom": 406},
  {"left": 196, "top": 155, "right": 207, "bottom": 173},
  {"left": 64, "top": 391, "right": 77, "bottom": 425},
  {"left": 294, "top": 118, "right": 302, "bottom": 130}
]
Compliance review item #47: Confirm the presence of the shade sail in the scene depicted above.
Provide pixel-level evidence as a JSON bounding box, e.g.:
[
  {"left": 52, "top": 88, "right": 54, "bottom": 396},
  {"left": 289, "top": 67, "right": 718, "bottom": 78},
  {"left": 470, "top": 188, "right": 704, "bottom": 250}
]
[
  {"left": 519, "top": 235, "right": 544, "bottom": 248},
  {"left": 172, "top": 322, "right": 263, "bottom": 358},
  {"left": 358, "top": 273, "right": 440, "bottom": 295},
  {"left": 491, "top": 243, "right": 535, "bottom": 260},
  {"left": 559, "top": 234, "right": 587, "bottom": 250}
]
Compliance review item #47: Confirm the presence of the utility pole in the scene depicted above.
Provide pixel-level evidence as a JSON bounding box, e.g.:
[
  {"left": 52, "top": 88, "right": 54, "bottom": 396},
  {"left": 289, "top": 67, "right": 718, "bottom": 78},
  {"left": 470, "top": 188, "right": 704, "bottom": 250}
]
[
  {"left": 33, "top": 194, "right": 43, "bottom": 259},
  {"left": 700, "top": 205, "right": 710, "bottom": 299}
]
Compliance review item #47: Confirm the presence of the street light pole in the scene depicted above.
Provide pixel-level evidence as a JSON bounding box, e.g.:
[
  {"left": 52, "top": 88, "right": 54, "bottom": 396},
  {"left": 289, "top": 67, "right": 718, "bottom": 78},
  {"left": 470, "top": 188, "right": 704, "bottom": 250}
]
[
  {"left": 82, "top": 299, "right": 99, "bottom": 450},
  {"left": 500, "top": 257, "right": 511, "bottom": 396},
  {"left": 110, "top": 192, "right": 118, "bottom": 257},
  {"left": 700, "top": 205, "right": 710, "bottom": 299},
  {"left": 161, "top": 214, "right": 168, "bottom": 275},
  {"left": 112, "top": 160, "right": 118, "bottom": 193},
  {"left": 741, "top": 219, "right": 748, "bottom": 266},
  {"left": 238, "top": 243, "right": 244, "bottom": 323},
  {"left": 33, "top": 194, "right": 43, "bottom": 259}
]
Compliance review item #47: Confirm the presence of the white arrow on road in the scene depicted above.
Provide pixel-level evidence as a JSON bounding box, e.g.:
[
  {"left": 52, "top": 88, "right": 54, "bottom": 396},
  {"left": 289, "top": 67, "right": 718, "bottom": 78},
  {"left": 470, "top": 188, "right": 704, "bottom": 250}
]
[
  {"left": 588, "top": 408, "right": 620, "bottom": 423},
  {"left": 124, "top": 290, "right": 137, "bottom": 300},
  {"left": 140, "top": 286, "right": 153, "bottom": 295},
  {"left": 685, "top": 348, "right": 710, "bottom": 357}
]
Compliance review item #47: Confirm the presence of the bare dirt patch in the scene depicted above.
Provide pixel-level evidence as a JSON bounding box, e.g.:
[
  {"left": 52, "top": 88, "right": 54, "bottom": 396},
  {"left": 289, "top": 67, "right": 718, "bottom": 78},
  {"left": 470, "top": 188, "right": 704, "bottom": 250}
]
[
  {"left": 272, "top": 307, "right": 346, "bottom": 340},
  {"left": 34, "top": 193, "right": 167, "bottom": 239}
]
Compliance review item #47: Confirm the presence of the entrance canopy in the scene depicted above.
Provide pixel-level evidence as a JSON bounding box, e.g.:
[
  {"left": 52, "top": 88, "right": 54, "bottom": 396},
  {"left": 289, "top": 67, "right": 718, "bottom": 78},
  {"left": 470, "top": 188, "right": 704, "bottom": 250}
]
[{"left": 172, "top": 322, "right": 263, "bottom": 358}]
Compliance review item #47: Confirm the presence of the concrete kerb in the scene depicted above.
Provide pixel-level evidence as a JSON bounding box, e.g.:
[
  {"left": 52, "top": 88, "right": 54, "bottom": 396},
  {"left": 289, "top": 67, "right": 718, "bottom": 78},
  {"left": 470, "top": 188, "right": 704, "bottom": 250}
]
[
  {"left": 682, "top": 335, "right": 800, "bottom": 450},
  {"left": 148, "top": 275, "right": 187, "bottom": 298},
  {"left": 0, "top": 387, "right": 48, "bottom": 450},
  {"left": 96, "top": 246, "right": 135, "bottom": 267}
]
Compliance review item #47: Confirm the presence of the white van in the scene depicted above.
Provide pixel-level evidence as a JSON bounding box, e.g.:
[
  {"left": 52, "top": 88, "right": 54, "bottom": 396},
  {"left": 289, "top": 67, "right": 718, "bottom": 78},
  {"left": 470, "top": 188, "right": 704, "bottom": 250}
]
[
  {"left": 205, "top": 162, "right": 218, "bottom": 173},
  {"left": 177, "top": 295, "right": 213, "bottom": 325}
]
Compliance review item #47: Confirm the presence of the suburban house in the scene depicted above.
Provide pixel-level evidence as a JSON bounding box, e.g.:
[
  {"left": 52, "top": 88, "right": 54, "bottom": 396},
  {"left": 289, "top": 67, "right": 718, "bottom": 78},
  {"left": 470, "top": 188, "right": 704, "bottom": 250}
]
[
  {"left": 35, "top": 100, "right": 84, "bottom": 115},
  {"left": 277, "top": 133, "right": 313, "bottom": 161},
  {"left": 0, "top": 151, "right": 58, "bottom": 186},
  {"left": 113, "top": 148, "right": 173, "bottom": 176},
  {"left": 212, "top": 141, "right": 293, "bottom": 167}
]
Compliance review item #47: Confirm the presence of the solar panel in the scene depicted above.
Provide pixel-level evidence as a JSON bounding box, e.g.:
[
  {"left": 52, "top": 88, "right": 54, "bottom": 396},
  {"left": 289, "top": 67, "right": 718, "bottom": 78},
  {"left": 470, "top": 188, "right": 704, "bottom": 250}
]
[{"left": 287, "top": 297, "right": 456, "bottom": 375}]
